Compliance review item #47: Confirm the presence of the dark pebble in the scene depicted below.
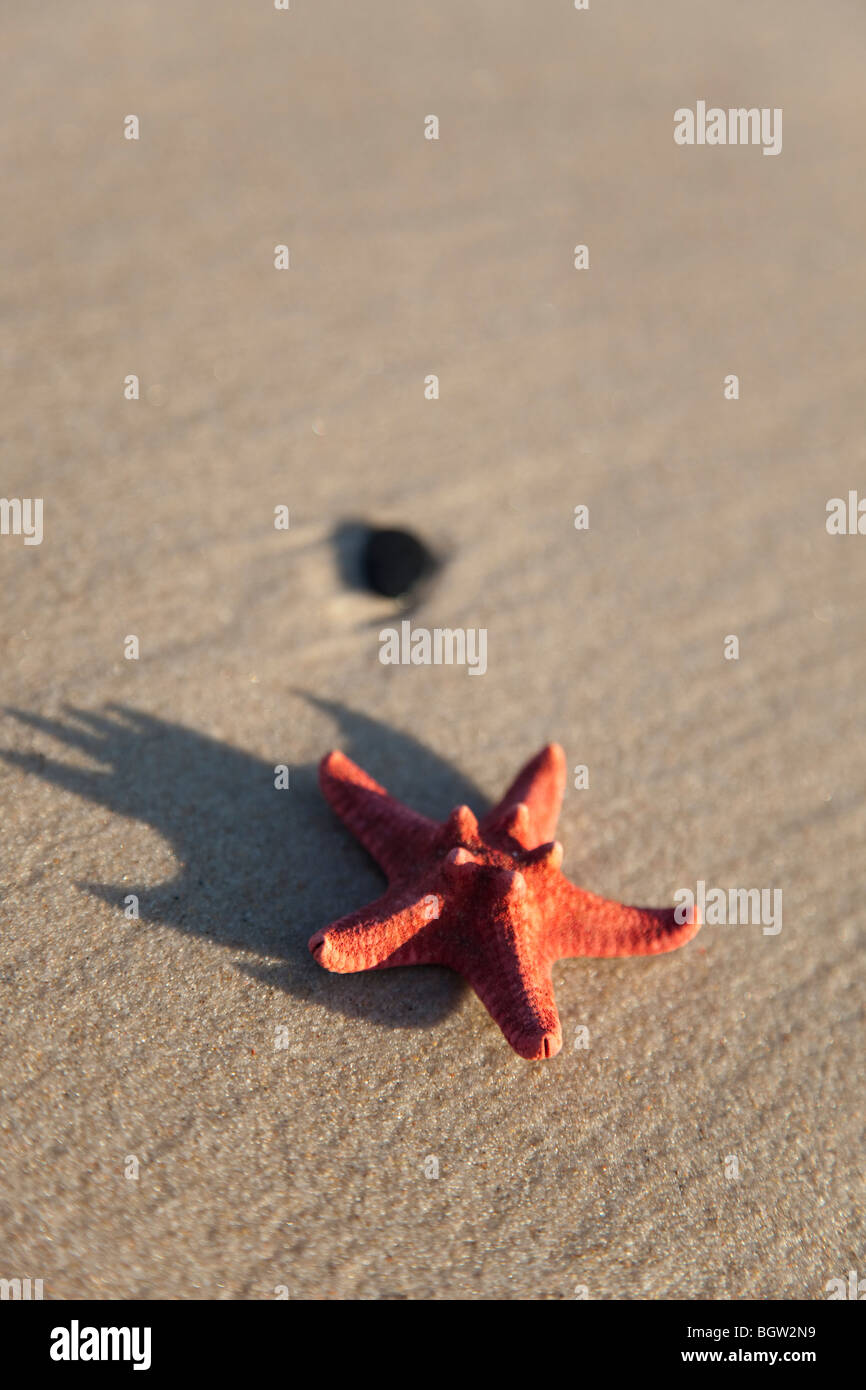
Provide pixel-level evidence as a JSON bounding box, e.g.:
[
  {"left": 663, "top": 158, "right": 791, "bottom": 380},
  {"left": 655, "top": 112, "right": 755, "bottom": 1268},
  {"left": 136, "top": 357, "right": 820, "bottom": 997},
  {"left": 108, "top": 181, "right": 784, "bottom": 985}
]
[{"left": 361, "top": 527, "right": 438, "bottom": 598}]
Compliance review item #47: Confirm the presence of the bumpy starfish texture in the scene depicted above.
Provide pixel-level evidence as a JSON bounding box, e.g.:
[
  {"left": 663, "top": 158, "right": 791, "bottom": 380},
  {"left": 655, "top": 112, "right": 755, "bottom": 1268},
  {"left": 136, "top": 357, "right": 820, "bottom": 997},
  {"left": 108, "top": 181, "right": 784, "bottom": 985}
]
[{"left": 309, "top": 744, "right": 700, "bottom": 1060}]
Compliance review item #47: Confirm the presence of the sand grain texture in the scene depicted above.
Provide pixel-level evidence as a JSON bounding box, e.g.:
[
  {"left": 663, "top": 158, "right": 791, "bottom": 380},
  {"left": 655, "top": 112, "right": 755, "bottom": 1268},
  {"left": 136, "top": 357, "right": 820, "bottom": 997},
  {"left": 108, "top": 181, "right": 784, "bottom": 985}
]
[{"left": 0, "top": 1, "right": 863, "bottom": 1299}]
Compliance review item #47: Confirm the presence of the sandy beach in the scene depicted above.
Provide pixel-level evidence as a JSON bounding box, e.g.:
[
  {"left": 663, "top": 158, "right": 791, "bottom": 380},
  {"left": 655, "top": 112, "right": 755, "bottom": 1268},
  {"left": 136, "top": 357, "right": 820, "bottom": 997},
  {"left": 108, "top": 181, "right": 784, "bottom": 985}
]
[{"left": 1, "top": 1, "right": 863, "bottom": 1299}]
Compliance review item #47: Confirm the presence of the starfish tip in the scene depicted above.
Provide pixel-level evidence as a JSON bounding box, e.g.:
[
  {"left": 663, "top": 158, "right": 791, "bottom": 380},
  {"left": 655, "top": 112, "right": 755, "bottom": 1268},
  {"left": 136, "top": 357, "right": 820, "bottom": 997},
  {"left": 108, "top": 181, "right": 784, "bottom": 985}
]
[
  {"left": 308, "top": 928, "right": 346, "bottom": 970},
  {"left": 319, "top": 748, "right": 344, "bottom": 779},
  {"left": 309, "top": 928, "right": 336, "bottom": 964},
  {"left": 512, "top": 1027, "right": 563, "bottom": 1061},
  {"left": 678, "top": 902, "right": 701, "bottom": 935},
  {"left": 540, "top": 742, "right": 566, "bottom": 770}
]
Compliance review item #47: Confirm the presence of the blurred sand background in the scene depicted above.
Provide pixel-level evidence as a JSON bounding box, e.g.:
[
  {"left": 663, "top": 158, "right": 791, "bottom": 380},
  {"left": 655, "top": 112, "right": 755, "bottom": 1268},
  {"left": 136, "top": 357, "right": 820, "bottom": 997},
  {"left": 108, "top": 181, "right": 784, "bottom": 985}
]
[{"left": 1, "top": 1, "right": 863, "bottom": 1299}]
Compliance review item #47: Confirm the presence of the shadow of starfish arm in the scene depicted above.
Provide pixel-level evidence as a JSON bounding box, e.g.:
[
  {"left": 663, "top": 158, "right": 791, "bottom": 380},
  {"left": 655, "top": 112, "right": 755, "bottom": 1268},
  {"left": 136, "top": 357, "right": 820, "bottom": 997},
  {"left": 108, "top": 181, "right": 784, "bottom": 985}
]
[
  {"left": 3, "top": 707, "right": 112, "bottom": 761},
  {"left": 0, "top": 749, "right": 114, "bottom": 806},
  {"left": 319, "top": 749, "right": 440, "bottom": 880},
  {"left": 549, "top": 881, "right": 701, "bottom": 959},
  {"left": 309, "top": 886, "right": 443, "bottom": 973},
  {"left": 480, "top": 744, "right": 567, "bottom": 849}
]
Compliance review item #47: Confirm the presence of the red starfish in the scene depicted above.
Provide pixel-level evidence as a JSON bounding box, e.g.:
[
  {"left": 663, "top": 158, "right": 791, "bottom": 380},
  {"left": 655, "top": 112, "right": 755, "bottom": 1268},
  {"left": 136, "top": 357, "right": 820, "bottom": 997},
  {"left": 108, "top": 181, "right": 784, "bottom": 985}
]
[{"left": 309, "top": 744, "right": 700, "bottom": 1060}]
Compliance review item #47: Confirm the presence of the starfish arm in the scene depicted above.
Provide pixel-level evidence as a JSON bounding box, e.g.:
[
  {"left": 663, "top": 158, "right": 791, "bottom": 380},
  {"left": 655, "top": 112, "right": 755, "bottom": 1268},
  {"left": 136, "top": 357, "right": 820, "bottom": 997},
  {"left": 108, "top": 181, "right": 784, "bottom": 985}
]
[
  {"left": 309, "top": 887, "right": 444, "bottom": 972},
  {"left": 480, "top": 743, "right": 566, "bottom": 849},
  {"left": 319, "top": 750, "right": 440, "bottom": 881},
  {"left": 548, "top": 880, "right": 700, "bottom": 960},
  {"left": 461, "top": 949, "right": 563, "bottom": 1060}
]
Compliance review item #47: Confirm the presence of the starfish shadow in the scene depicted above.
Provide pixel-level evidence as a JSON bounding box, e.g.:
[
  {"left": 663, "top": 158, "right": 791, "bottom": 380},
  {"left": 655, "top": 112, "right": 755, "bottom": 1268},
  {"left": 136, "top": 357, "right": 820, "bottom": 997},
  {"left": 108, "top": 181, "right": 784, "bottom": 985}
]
[{"left": 1, "top": 699, "right": 487, "bottom": 1032}]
